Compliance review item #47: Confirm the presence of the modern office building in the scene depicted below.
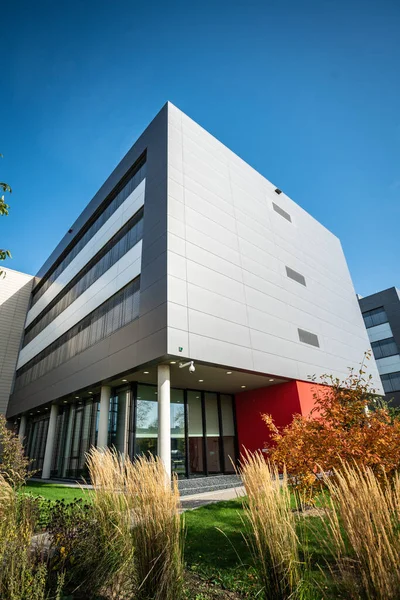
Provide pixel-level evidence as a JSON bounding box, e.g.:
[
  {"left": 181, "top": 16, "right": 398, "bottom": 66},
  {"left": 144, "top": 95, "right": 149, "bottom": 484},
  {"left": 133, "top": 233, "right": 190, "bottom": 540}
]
[
  {"left": 358, "top": 287, "right": 400, "bottom": 406},
  {"left": 5, "top": 102, "right": 382, "bottom": 480}
]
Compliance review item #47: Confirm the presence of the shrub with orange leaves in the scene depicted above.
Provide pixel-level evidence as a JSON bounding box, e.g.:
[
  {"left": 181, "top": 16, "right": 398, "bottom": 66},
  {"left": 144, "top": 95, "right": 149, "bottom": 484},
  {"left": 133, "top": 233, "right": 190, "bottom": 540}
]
[{"left": 262, "top": 353, "right": 400, "bottom": 496}]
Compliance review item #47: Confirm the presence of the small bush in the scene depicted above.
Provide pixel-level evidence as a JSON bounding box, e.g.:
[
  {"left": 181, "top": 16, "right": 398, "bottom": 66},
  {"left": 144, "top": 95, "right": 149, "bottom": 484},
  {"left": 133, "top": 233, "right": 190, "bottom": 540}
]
[
  {"left": 263, "top": 354, "right": 400, "bottom": 499},
  {"left": 0, "top": 414, "right": 34, "bottom": 489},
  {"left": 0, "top": 473, "right": 63, "bottom": 600}
]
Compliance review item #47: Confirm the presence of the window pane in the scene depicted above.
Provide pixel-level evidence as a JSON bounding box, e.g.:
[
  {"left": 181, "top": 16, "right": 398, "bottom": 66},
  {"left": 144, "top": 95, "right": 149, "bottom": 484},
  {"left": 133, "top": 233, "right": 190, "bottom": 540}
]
[
  {"left": 187, "top": 391, "right": 204, "bottom": 476},
  {"left": 114, "top": 388, "right": 130, "bottom": 454},
  {"left": 135, "top": 385, "right": 158, "bottom": 457},
  {"left": 205, "top": 393, "right": 221, "bottom": 474},
  {"left": 221, "top": 395, "right": 236, "bottom": 473},
  {"left": 171, "top": 389, "right": 185, "bottom": 478},
  {"left": 363, "top": 307, "right": 388, "bottom": 328}
]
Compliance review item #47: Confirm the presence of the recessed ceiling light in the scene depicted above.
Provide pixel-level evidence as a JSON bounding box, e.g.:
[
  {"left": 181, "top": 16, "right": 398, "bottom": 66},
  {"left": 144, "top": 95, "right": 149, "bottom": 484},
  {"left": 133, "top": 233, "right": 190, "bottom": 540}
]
[
  {"left": 269, "top": 378, "right": 274, "bottom": 382},
  {"left": 36, "top": 410, "right": 40, "bottom": 413},
  {"left": 226, "top": 371, "right": 232, "bottom": 375},
  {"left": 170, "top": 361, "right": 176, "bottom": 364},
  {"left": 196, "top": 396, "right": 199, "bottom": 399},
  {"left": 75, "top": 396, "right": 79, "bottom": 399},
  {"left": 154, "top": 392, "right": 158, "bottom": 395},
  {"left": 241, "top": 385, "right": 246, "bottom": 389},
  {"left": 144, "top": 371, "right": 149, "bottom": 374},
  {"left": 45, "top": 407, "right": 49, "bottom": 410},
  {"left": 88, "top": 392, "right": 93, "bottom": 395},
  {"left": 63, "top": 400, "right": 68, "bottom": 403},
  {"left": 30, "top": 413, "right": 33, "bottom": 415},
  {"left": 78, "top": 402, "right": 82, "bottom": 405},
  {"left": 122, "top": 379, "right": 127, "bottom": 382},
  {"left": 198, "top": 379, "right": 204, "bottom": 382}
]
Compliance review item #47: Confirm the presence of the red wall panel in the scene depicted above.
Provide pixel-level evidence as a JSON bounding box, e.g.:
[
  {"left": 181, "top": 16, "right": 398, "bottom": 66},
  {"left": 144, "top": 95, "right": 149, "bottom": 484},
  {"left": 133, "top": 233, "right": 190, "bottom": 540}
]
[{"left": 235, "top": 380, "right": 321, "bottom": 454}]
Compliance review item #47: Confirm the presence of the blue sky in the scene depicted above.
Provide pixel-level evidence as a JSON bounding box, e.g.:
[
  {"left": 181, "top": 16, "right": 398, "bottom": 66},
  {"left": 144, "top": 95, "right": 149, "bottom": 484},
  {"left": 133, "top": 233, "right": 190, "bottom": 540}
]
[{"left": 1, "top": 0, "right": 399, "bottom": 296}]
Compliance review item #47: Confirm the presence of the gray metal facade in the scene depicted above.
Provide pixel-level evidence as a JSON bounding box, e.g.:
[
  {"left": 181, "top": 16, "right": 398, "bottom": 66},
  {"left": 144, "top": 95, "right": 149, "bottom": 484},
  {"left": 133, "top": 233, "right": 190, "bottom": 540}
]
[
  {"left": 7, "top": 105, "right": 169, "bottom": 418},
  {"left": 358, "top": 287, "right": 400, "bottom": 406}
]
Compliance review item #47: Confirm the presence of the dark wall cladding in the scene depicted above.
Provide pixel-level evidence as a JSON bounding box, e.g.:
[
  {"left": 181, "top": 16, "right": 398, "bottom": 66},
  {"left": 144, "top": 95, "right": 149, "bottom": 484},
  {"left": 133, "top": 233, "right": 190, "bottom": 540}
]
[
  {"left": 272, "top": 202, "right": 292, "bottom": 222},
  {"left": 15, "top": 277, "right": 141, "bottom": 391},
  {"left": 31, "top": 157, "right": 146, "bottom": 307},
  {"left": 7, "top": 104, "right": 169, "bottom": 420},
  {"left": 286, "top": 266, "right": 306, "bottom": 286},
  {"left": 23, "top": 208, "right": 144, "bottom": 347},
  {"left": 298, "top": 328, "right": 320, "bottom": 347}
]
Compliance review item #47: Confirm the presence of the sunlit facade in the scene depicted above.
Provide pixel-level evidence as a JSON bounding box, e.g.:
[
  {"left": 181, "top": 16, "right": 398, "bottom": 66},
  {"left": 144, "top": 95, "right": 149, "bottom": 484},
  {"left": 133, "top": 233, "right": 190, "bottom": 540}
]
[{"left": 6, "top": 102, "right": 381, "bottom": 479}]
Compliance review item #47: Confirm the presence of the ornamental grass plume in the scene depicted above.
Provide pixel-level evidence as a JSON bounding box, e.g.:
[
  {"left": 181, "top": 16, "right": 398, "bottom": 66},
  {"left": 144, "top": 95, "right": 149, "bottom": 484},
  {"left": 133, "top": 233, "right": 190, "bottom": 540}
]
[
  {"left": 322, "top": 462, "right": 400, "bottom": 600},
  {"left": 83, "top": 447, "right": 135, "bottom": 597},
  {"left": 86, "top": 447, "right": 184, "bottom": 600},
  {"left": 238, "top": 451, "right": 312, "bottom": 600},
  {"left": 125, "top": 454, "right": 183, "bottom": 600}
]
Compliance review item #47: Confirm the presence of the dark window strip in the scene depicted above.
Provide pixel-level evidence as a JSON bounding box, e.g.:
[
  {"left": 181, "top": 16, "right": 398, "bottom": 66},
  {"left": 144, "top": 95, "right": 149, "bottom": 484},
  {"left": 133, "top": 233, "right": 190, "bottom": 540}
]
[
  {"left": 381, "top": 371, "right": 400, "bottom": 393},
  {"left": 23, "top": 208, "right": 144, "bottom": 347},
  {"left": 31, "top": 154, "right": 146, "bottom": 306},
  {"left": 15, "top": 277, "right": 140, "bottom": 391},
  {"left": 362, "top": 307, "right": 388, "bottom": 329},
  {"left": 371, "top": 337, "right": 399, "bottom": 360}
]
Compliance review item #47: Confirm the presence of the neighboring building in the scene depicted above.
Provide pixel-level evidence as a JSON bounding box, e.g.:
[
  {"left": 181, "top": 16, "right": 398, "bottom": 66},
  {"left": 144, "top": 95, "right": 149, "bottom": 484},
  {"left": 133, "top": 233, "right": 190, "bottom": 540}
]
[
  {"left": 358, "top": 287, "right": 400, "bottom": 406},
  {"left": 0, "top": 267, "right": 33, "bottom": 415},
  {"left": 5, "top": 102, "right": 382, "bottom": 480}
]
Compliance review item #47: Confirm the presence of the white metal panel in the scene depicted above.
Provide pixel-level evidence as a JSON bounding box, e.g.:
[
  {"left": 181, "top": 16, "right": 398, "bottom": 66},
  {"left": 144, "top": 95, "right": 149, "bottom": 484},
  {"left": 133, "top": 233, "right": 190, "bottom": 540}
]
[{"left": 166, "top": 103, "right": 383, "bottom": 391}]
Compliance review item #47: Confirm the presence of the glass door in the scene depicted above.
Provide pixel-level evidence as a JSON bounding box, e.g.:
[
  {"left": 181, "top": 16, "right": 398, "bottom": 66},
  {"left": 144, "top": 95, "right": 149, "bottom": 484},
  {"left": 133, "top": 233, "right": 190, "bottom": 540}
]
[
  {"left": 187, "top": 391, "right": 205, "bottom": 476},
  {"left": 205, "top": 393, "right": 221, "bottom": 474},
  {"left": 170, "top": 389, "right": 186, "bottom": 478}
]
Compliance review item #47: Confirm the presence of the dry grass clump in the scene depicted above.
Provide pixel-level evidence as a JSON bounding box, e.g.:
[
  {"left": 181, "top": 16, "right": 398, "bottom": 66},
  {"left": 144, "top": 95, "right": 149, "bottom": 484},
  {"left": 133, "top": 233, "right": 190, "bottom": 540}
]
[
  {"left": 0, "top": 473, "right": 62, "bottom": 600},
  {"left": 86, "top": 447, "right": 184, "bottom": 600},
  {"left": 238, "top": 451, "right": 305, "bottom": 600},
  {"left": 322, "top": 462, "right": 400, "bottom": 599}
]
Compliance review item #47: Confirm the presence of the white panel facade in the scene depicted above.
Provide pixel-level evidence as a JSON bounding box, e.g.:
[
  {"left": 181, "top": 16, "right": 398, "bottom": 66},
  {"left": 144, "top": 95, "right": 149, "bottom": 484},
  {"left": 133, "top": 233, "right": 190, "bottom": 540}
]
[
  {"left": 0, "top": 268, "right": 33, "bottom": 413},
  {"left": 166, "top": 103, "right": 382, "bottom": 390},
  {"left": 26, "top": 179, "right": 145, "bottom": 326}
]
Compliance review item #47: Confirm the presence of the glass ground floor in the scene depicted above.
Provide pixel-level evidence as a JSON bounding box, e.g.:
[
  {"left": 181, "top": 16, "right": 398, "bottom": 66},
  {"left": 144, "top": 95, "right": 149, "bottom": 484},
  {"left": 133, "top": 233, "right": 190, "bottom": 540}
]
[{"left": 24, "top": 383, "right": 238, "bottom": 480}]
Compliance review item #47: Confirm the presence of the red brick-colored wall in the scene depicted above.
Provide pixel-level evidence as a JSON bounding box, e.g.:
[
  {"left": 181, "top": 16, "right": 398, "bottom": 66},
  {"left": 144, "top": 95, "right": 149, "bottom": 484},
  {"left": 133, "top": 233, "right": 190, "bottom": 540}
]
[{"left": 235, "top": 380, "right": 319, "bottom": 454}]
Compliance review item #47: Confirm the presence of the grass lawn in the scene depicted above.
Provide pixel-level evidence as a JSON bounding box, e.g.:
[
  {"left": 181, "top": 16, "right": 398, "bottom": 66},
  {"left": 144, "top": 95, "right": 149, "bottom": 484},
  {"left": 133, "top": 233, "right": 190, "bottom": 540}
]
[
  {"left": 18, "top": 484, "right": 335, "bottom": 598},
  {"left": 184, "top": 499, "right": 258, "bottom": 598},
  {"left": 184, "top": 498, "right": 336, "bottom": 599},
  {"left": 20, "top": 480, "right": 92, "bottom": 502}
]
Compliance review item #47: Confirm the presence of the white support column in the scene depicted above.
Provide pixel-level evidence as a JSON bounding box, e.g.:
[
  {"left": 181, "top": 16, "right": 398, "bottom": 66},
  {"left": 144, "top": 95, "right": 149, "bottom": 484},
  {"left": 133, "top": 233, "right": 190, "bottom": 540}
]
[
  {"left": 97, "top": 385, "right": 111, "bottom": 448},
  {"left": 42, "top": 404, "right": 59, "bottom": 479},
  {"left": 158, "top": 364, "right": 171, "bottom": 480},
  {"left": 18, "top": 415, "right": 27, "bottom": 444}
]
